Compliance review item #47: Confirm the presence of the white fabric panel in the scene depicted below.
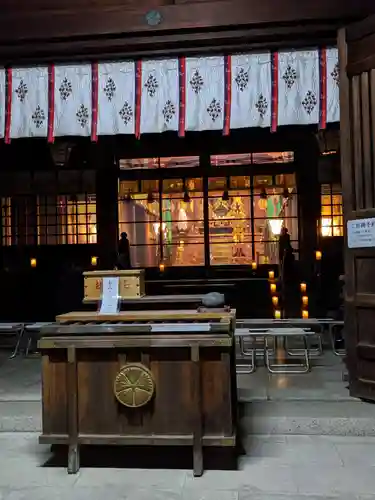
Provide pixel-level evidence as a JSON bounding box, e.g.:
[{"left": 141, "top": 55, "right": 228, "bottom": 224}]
[
  {"left": 97, "top": 61, "right": 135, "bottom": 135},
  {"left": 186, "top": 56, "right": 225, "bottom": 131},
  {"left": 326, "top": 47, "right": 340, "bottom": 123},
  {"left": 230, "top": 53, "right": 272, "bottom": 129},
  {"left": 0, "top": 69, "right": 6, "bottom": 138},
  {"left": 10, "top": 67, "right": 48, "bottom": 138},
  {"left": 278, "top": 50, "right": 320, "bottom": 125},
  {"left": 54, "top": 64, "right": 92, "bottom": 137},
  {"left": 140, "top": 59, "right": 179, "bottom": 134}
]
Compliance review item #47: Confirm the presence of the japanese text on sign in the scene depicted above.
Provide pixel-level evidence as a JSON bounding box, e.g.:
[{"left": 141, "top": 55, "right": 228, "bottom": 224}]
[
  {"left": 347, "top": 218, "right": 375, "bottom": 248},
  {"left": 99, "top": 277, "right": 120, "bottom": 314}
]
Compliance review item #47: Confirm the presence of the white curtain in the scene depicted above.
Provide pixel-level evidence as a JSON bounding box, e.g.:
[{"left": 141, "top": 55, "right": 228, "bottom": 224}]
[
  {"left": 54, "top": 64, "right": 92, "bottom": 137},
  {"left": 98, "top": 61, "right": 135, "bottom": 136},
  {"left": 10, "top": 67, "right": 49, "bottom": 138}
]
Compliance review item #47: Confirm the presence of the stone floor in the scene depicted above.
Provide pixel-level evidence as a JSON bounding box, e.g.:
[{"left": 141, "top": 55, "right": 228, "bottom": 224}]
[
  {"left": 238, "top": 352, "right": 350, "bottom": 402},
  {"left": 2, "top": 350, "right": 375, "bottom": 498},
  {"left": 0, "top": 349, "right": 349, "bottom": 403},
  {"left": 0, "top": 433, "right": 375, "bottom": 499}
]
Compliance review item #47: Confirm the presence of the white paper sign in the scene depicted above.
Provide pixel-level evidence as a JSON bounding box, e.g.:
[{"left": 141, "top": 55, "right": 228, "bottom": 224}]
[
  {"left": 99, "top": 277, "right": 120, "bottom": 314},
  {"left": 151, "top": 323, "right": 211, "bottom": 333},
  {"left": 347, "top": 218, "right": 375, "bottom": 248}
]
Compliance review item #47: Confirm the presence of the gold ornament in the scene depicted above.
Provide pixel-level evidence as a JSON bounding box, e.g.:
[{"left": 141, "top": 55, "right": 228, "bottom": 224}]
[{"left": 114, "top": 363, "right": 155, "bottom": 408}]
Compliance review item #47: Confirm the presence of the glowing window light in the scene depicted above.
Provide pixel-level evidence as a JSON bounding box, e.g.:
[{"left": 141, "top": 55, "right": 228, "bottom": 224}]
[
  {"left": 268, "top": 219, "right": 284, "bottom": 236},
  {"left": 321, "top": 217, "right": 332, "bottom": 237}
]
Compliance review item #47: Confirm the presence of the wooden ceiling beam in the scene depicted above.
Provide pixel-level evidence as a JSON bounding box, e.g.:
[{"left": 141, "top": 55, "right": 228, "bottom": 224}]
[
  {"left": 0, "top": 0, "right": 373, "bottom": 42},
  {"left": 0, "top": 23, "right": 338, "bottom": 64}
]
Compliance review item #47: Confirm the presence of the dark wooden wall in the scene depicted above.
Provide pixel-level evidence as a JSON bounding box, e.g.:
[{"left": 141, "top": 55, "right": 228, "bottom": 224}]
[
  {"left": 0, "top": 0, "right": 374, "bottom": 63},
  {"left": 0, "top": 127, "right": 344, "bottom": 322},
  {"left": 338, "top": 17, "right": 375, "bottom": 400}
]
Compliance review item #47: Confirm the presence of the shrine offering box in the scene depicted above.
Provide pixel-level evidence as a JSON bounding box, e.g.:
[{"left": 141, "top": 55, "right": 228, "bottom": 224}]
[
  {"left": 83, "top": 270, "right": 145, "bottom": 302},
  {"left": 38, "top": 309, "right": 237, "bottom": 476}
]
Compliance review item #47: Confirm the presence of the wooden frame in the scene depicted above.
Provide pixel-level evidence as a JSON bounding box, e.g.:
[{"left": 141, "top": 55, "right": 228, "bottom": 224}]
[
  {"left": 338, "top": 16, "right": 375, "bottom": 400},
  {"left": 118, "top": 166, "right": 299, "bottom": 266},
  {"left": 0, "top": 0, "right": 373, "bottom": 64}
]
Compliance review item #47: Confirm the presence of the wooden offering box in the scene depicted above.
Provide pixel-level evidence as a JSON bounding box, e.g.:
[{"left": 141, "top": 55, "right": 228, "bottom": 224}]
[
  {"left": 83, "top": 270, "right": 145, "bottom": 301},
  {"left": 39, "top": 309, "right": 237, "bottom": 476}
]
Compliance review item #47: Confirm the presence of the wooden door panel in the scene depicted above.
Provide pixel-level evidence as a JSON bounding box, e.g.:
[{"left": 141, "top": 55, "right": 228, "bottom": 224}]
[{"left": 339, "top": 14, "right": 375, "bottom": 400}]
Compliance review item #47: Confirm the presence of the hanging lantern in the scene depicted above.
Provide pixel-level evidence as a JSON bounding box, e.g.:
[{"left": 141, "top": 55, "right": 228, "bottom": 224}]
[
  {"left": 147, "top": 191, "right": 155, "bottom": 204},
  {"left": 124, "top": 191, "right": 132, "bottom": 203},
  {"left": 258, "top": 188, "right": 267, "bottom": 210}
]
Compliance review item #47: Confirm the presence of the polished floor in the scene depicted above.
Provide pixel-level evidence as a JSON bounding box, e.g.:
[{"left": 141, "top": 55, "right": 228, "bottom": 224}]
[
  {"left": 0, "top": 349, "right": 348, "bottom": 403},
  {"left": 237, "top": 352, "right": 350, "bottom": 402},
  {"left": 2, "top": 351, "right": 375, "bottom": 498},
  {"left": 0, "top": 432, "right": 375, "bottom": 499}
]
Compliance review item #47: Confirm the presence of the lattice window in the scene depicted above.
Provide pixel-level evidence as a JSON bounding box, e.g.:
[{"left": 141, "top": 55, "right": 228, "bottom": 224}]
[{"left": 320, "top": 184, "right": 343, "bottom": 237}]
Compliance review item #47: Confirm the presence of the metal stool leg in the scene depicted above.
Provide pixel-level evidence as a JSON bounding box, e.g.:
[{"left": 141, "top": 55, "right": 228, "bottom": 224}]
[
  {"left": 330, "top": 324, "right": 346, "bottom": 356},
  {"left": 266, "top": 335, "right": 310, "bottom": 374},
  {"left": 237, "top": 337, "right": 256, "bottom": 373},
  {"left": 285, "top": 331, "right": 323, "bottom": 358},
  {"left": 25, "top": 336, "right": 32, "bottom": 357},
  {"left": 302, "top": 335, "right": 310, "bottom": 372},
  {"left": 240, "top": 336, "right": 274, "bottom": 357},
  {"left": 9, "top": 326, "right": 25, "bottom": 359},
  {"left": 264, "top": 336, "right": 275, "bottom": 373}
]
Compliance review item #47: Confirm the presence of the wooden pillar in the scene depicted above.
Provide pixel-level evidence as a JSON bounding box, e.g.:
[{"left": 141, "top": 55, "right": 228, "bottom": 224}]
[
  {"left": 93, "top": 144, "right": 118, "bottom": 270},
  {"left": 295, "top": 133, "right": 320, "bottom": 284}
]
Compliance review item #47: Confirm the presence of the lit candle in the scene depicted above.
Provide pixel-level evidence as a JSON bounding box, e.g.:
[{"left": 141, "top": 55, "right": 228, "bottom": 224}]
[
  {"left": 316, "top": 250, "right": 322, "bottom": 261},
  {"left": 159, "top": 263, "right": 165, "bottom": 272},
  {"left": 251, "top": 261, "right": 257, "bottom": 270},
  {"left": 91, "top": 256, "right": 98, "bottom": 267},
  {"left": 302, "top": 295, "right": 308, "bottom": 306},
  {"left": 272, "top": 296, "right": 279, "bottom": 306},
  {"left": 300, "top": 282, "right": 307, "bottom": 293},
  {"left": 302, "top": 310, "right": 309, "bottom": 319},
  {"left": 270, "top": 283, "right": 277, "bottom": 293},
  {"left": 269, "top": 270, "right": 275, "bottom": 280},
  {"left": 30, "top": 258, "right": 37, "bottom": 268},
  {"left": 274, "top": 309, "right": 281, "bottom": 319}
]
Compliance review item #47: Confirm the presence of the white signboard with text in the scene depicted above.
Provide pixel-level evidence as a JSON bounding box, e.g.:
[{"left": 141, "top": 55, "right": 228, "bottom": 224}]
[
  {"left": 99, "top": 277, "right": 120, "bottom": 314},
  {"left": 347, "top": 218, "right": 375, "bottom": 248}
]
